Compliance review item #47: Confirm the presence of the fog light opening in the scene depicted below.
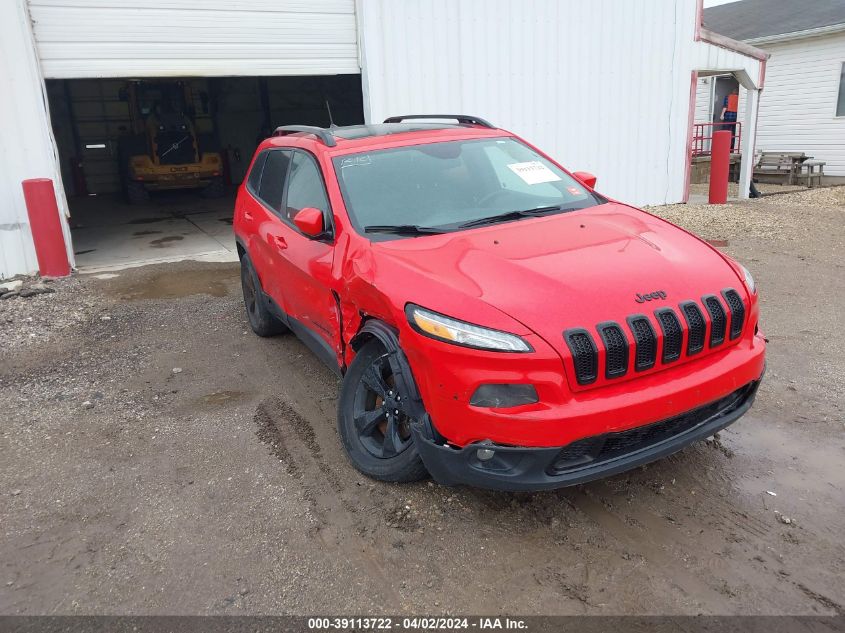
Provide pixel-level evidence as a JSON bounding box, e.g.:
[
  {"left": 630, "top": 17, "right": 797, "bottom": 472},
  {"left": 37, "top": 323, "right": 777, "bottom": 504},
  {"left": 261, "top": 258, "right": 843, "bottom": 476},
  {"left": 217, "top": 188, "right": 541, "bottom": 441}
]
[
  {"left": 476, "top": 448, "right": 496, "bottom": 461},
  {"left": 470, "top": 383, "right": 539, "bottom": 408}
]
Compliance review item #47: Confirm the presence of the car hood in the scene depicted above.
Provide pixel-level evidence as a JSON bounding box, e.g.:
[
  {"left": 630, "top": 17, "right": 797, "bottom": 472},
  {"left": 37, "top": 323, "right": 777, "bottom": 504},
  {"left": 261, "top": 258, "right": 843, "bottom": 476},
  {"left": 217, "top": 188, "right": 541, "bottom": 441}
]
[{"left": 372, "top": 202, "right": 744, "bottom": 351}]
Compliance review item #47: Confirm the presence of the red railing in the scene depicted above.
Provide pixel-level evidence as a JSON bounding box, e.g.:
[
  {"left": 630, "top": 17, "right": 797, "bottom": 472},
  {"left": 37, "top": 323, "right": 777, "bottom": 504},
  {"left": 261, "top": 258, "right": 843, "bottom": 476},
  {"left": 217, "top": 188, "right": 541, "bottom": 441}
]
[{"left": 692, "top": 122, "right": 742, "bottom": 157}]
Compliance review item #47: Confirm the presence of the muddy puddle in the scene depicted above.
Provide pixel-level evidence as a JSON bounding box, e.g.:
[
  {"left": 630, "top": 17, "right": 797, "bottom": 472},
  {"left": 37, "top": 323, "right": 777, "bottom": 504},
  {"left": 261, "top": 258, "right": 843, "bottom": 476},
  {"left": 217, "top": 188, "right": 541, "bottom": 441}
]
[{"left": 101, "top": 263, "right": 238, "bottom": 300}]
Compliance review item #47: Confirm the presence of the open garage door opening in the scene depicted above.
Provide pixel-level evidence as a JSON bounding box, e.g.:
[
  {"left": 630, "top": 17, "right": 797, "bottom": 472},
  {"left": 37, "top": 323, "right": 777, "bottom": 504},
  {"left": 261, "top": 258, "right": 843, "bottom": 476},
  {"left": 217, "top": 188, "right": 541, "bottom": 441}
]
[{"left": 46, "top": 75, "right": 364, "bottom": 272}]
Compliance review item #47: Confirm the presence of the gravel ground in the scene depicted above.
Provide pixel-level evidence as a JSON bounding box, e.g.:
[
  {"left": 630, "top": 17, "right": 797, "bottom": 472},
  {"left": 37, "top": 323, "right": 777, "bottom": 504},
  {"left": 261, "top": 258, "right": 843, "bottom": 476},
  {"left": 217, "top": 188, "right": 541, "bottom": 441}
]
[
  {"left": 646, "top": 185, "right": 845, "bottom": 244},
  {"left": 1, "top": 190, "right": 843, "bottom": 616},
  {"left": 688, "top": 183, "right": 808, "bottom": 198},
  {"left": 0, "top": 275, "right": 99, "bottom": 350}
]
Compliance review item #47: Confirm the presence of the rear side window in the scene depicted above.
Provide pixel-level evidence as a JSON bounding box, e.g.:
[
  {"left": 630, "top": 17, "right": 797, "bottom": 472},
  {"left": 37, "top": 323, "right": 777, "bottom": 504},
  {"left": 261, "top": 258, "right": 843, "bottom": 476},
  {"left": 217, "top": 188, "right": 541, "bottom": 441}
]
[
  {"left": 256, "top": 150, "right": 292, "bottom": 213},
  {"left": 247, "top": 151, "right": 267, "bottom": 193},
  {"left": 285, "top": 152, "right": 330, "bottom": 222}
]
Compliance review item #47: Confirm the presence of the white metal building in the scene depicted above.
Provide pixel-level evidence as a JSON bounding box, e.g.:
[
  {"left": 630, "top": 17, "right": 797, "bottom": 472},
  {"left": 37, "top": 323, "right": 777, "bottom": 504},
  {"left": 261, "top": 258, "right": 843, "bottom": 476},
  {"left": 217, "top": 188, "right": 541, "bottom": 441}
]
[
  {"left": 1, "top": 0, "right": 766, "bottom": 279},
  {"left": 703, "top": 0, "right": 845, "bottom": 180}
]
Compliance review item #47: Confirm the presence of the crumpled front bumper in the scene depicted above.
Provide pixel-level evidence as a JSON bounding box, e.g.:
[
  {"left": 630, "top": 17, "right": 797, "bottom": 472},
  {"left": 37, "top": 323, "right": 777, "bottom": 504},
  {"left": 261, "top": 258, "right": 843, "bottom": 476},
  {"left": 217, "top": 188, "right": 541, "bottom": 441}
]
[{"left": 413, "top": 378, "right": 761, "bottom": 491}]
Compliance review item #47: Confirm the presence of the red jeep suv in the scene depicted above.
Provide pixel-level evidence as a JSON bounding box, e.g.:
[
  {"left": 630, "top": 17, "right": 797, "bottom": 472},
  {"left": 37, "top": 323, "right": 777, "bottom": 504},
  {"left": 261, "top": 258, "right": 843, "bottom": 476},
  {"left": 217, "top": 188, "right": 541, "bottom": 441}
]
[{"left": 234, "top": 115, "right": 765, "bottom": 491}]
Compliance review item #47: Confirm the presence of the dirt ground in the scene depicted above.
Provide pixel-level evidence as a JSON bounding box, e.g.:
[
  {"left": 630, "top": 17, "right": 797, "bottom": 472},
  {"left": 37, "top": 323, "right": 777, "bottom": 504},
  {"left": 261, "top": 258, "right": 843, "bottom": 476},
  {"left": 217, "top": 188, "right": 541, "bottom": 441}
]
[{"left": 1, "top": 189, "right": 843, "bottom": 616}]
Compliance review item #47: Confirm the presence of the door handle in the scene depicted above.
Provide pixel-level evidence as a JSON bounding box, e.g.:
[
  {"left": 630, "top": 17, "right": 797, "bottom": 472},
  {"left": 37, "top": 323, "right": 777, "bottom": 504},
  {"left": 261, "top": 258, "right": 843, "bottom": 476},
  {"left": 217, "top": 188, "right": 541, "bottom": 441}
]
[{"left": 272, "top": 235, "right": 288, "bottom": 250}]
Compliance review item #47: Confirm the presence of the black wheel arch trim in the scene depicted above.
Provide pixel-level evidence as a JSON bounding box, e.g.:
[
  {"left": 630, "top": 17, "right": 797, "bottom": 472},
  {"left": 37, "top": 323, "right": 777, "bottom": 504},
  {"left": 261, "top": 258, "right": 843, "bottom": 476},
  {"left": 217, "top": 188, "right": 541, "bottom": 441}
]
[
  {"left": 234, "top": 235, "right": 248, "bottom": 257},
  {"left": 349, "top": 319, "right": 438, "bottom": 442}
]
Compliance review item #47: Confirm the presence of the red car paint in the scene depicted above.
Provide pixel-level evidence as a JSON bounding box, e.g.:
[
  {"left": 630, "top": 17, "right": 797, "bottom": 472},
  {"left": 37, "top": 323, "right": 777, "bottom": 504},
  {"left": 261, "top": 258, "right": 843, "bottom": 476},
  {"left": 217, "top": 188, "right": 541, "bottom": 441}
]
[{"left": 234, "top": 125, "right": 765, "bottom": 450}]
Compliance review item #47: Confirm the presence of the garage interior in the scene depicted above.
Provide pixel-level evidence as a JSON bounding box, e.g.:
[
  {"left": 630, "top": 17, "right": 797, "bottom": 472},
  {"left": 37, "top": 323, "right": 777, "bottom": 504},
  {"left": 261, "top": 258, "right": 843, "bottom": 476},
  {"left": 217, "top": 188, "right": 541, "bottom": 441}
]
[{"left": 46, "top": 75, "right": 364, "bottom": 272}]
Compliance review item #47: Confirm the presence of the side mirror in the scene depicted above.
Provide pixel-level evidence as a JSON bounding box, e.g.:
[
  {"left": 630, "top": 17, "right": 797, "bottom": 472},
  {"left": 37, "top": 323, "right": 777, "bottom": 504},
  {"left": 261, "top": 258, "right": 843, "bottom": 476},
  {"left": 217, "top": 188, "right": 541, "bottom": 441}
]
[
  {"left": 293, "top": 207, "right": 325, "bottom": 238},
  {"left": 572, "top": 171, "right": 597, "bottom": 189}
]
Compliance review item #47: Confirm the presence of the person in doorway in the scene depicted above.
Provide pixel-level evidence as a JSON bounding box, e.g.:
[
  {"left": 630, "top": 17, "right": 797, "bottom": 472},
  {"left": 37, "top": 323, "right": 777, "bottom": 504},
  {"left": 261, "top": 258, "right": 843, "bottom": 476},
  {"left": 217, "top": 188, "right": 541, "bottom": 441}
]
[{"left": 720, "top": 87, "right": 739, "bottom": 151}]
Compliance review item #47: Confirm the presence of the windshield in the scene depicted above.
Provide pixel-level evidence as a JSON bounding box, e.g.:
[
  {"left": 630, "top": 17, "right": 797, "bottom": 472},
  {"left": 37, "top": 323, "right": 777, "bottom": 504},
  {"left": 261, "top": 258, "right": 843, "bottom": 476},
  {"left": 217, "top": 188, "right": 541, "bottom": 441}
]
[{"left": 332, "top": 137, "right": 604, "bottom": 239}]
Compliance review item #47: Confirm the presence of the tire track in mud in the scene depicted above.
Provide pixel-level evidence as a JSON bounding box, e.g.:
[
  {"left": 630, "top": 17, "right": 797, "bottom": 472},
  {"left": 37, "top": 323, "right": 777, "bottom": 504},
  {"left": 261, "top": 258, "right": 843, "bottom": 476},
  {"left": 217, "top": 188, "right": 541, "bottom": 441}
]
[
  {"left": 796, "top": 583, "right": 844, "bottom": 615},
  {"left": 253, "top": 395, "right": 404, "bottom": 603},
  {"left": 254, "top": 397, "right": 354, "bottom": 521}
]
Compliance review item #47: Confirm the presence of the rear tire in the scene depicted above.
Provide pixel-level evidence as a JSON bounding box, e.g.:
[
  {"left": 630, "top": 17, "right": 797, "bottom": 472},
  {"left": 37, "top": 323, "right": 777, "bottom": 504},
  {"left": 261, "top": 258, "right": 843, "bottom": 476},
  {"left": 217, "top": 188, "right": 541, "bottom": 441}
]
[
  {"left": 126, "top": 180, "right": 150, "bottom": 205},
  {"left": 338, "top": 339, "right": 428, "bottom": 483},
  {"left": 201, "top": 176, "right": 226, "bottom": 199},
  {"left": 240, "top": 254, "right": 288, "bottom": 337}
]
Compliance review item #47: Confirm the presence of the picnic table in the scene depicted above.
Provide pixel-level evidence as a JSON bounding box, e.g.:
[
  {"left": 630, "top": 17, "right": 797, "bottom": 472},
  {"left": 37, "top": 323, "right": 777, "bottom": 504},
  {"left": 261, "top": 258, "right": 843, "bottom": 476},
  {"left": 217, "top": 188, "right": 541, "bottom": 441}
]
[{"left": 754, "top": 151, "right": 825, "bottom": 187}]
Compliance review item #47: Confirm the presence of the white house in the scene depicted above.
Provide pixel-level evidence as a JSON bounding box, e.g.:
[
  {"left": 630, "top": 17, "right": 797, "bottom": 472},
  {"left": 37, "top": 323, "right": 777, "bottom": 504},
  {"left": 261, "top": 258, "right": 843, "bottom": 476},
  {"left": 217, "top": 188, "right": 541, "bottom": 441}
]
[
  {"left": 0, "top": 0, "right": 766, "bottom": 279},
  {"left": 701, "top": 0, "right": 845, "bottom": 181}
]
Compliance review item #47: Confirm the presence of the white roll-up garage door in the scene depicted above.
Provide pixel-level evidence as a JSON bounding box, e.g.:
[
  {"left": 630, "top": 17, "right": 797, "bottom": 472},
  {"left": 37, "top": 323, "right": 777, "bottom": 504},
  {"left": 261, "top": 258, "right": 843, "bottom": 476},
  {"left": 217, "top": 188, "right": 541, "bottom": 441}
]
[{"left": 28, "top": 0, "right": 359, "bottom": 79}]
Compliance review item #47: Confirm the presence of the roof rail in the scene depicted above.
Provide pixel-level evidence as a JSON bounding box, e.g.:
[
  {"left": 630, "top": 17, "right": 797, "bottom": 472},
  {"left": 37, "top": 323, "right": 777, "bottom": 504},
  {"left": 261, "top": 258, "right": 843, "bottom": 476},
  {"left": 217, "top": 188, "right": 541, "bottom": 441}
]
[
  {"left": 383, "top": 114, "right": 495, "bottom": 129},
  {"left": 273, "top": 125, "right": 337, "bottom": 147}
]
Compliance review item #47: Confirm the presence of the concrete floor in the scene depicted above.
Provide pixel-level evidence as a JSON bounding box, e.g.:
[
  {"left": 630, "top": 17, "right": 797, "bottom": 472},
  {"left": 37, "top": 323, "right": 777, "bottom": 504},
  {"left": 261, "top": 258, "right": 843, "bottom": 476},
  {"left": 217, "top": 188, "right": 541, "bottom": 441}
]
[{"left": 68, "top": 190, "right": 238, "bottom": 273}]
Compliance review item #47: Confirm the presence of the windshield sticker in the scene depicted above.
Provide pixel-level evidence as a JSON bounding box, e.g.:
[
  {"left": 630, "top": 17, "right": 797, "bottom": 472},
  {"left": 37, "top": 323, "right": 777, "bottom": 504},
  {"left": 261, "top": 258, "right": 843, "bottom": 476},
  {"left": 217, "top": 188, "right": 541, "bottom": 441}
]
[
  {"left": 567, "top": 186, "right": 584, "bottom": 196},
  {"left": 507, "top": 161, "right": 562, "bottom": 185},
  {"left": 339, "top": 155, "right": 372, "bottom": 169}
]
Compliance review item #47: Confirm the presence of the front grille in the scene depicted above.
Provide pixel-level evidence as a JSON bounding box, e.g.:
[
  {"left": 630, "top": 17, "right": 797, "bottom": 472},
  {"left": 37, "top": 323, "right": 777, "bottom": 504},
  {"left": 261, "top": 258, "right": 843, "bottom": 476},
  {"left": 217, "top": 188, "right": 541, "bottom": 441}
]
[
  {"left": 549, "top": 383, "right": 754, "bottom": 474},
  {"left": 564, "top": 289, "right": 746, "bottom": 388},
  {"left": 681, "top": 302, "right": 706, "bottom": 355},
  {"left": 722, "top": 289, "right": 745, "bottom": 340},
  {"left": 627, "top": 316, "right": 656, "bottom": 371},
  {"left": 598, "top": 322, "right": 628, "bottom": 378},
  {"left": 703, "top": 295, "right": 727, "bottom": 347},
  {"left": 655, "top": 308, "right": 682, "bottom": 363},
  {"left": 564, "top": 329, "right": 598, "bottom": 385}
]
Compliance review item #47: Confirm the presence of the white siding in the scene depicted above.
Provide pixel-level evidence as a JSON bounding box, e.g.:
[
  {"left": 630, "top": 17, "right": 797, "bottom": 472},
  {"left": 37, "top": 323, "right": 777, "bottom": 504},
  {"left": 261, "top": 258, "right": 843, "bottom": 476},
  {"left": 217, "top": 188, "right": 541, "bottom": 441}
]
[
  {"left": 0, "top": 0, "right": 71, "bottom": 279},
  {"left": 29, "top": 0, "right": 359, "bottom": 78},
  {"left": 755, "top": 33, "right": 845, "bottom": 177},
  {"left": 358, "top": 0, "right": 764, "bottom": 207}
]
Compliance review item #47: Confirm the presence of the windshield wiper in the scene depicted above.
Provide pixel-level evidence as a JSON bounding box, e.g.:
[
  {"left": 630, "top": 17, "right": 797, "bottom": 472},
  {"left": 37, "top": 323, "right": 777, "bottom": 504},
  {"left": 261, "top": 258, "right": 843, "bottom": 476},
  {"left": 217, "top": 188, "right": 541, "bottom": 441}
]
[
  {"left": 459, "top": 205, "right": 572, "bottom": 229},
  {"left": 364, "top": 224, "right": 449, "bottom": 236}
]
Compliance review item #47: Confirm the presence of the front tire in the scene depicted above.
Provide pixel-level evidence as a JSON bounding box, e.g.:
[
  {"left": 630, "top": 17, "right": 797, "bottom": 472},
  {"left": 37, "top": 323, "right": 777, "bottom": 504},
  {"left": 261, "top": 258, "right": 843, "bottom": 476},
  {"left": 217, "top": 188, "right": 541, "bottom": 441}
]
[
  {"left": 240, "top": 255, "right": 287, "bottom": 337},
  {"left": 338, "top": 339, "right": 428, "bottom": 483}
]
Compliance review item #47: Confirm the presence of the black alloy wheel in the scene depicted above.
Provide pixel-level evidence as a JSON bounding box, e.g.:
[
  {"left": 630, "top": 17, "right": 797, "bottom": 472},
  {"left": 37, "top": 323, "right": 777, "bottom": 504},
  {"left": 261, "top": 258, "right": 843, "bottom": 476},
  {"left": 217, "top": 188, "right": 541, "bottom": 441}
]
[{"left": 338, "top": 338, "right": 428, "bottom": 482}]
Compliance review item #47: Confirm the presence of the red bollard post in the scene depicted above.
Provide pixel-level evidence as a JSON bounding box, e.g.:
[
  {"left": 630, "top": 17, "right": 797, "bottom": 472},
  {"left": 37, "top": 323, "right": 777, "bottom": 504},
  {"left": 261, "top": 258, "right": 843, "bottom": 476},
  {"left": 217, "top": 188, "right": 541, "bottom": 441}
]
[
  {"left": 709, "top": 130, "right": 731, "bottom": 205},
  {"left": 22, "top": 178, "right": 71, "bottom": 277}
]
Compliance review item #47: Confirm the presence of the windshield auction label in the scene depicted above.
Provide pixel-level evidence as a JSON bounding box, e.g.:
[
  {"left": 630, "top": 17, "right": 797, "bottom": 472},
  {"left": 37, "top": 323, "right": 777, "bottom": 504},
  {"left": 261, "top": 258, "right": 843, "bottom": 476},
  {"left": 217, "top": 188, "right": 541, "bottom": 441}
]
[{"left": 506, "top": 161, "right": 562, "bottom": 185}]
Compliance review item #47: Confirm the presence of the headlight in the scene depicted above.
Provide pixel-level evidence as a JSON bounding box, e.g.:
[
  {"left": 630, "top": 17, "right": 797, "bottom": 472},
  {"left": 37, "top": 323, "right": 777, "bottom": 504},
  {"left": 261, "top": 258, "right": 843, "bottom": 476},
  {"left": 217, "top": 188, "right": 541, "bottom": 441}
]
[
  {"left": 740, "top": 264, "right": 756, "bottom": 294},
  {"left": 406, "top": 305, "right": 532, "bottom": 352}
]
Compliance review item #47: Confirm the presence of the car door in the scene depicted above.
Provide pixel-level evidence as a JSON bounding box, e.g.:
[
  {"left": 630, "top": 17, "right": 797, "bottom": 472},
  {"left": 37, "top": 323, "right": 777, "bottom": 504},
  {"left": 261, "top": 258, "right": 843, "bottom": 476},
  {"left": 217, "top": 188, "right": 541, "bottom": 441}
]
[
  {"left": 242, "top": 148, "right": 293, "bottom": 304},
  {"left": 274, "top": 149, "right": 340, "bottom": 369}
]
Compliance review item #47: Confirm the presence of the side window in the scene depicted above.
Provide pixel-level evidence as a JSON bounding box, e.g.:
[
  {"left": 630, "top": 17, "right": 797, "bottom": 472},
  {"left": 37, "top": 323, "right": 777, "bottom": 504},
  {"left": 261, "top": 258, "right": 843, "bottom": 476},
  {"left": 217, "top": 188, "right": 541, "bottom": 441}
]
[
  {"left": 256, "top": 150, "right": 292, "bottom": 213},
  {"left": 837, "top": 62, "right": 845, "bottom": 117},
  {"left": 247, "top": 151, "right": 267, "bottom": 193},
  {"left": 285, "top": 152, "right": 330, "bottom": 223}
]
